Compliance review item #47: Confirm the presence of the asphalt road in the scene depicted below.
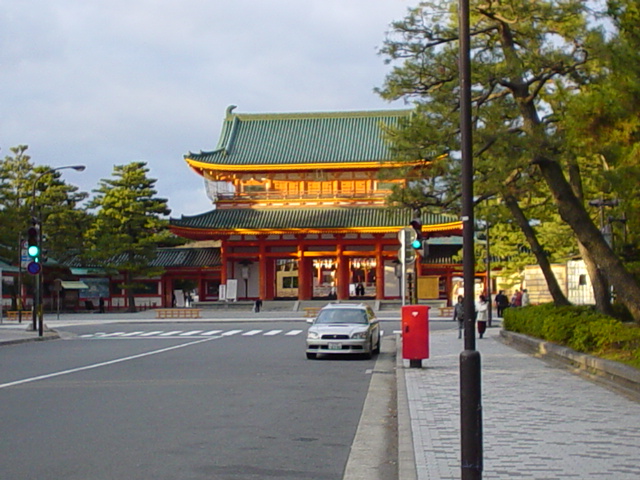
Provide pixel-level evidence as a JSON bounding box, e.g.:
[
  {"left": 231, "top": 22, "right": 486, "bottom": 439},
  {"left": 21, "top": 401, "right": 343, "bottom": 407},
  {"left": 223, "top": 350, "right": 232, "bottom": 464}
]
[
  {"left": 0, "top": 317, "right": 455, "bottom": 480},
  {"left": 0, "top": 321, "right": 389, "bottom": 480}
]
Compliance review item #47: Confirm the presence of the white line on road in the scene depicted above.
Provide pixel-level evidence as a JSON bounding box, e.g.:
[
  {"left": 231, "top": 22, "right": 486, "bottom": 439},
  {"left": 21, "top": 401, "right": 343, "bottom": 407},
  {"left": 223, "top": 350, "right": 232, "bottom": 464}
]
[
  {"left": 221, "top": 330, "right": 242, "bottom": 336},
  {"left": 121, "top": 331, "right": 145, "bottom": 337},
  {"left": 263, "top": 330, "right": 283, "bottom": 336},
  {"left": 140, "top": 331, "right": 164, "bottom": 337},
  {"left": 285, "top": 330, "right": 303, "bottom": 336},
  {"left": 242, "top": 330, "right": 263, "bottom": 336},
  {"left": 159, "top": 331, "right": 183, "bottom": 336},
  {"left": 179, "top": 330, "right": 204, "bottom": 336},
  {"left": 201, "top": 330, "right": 223, "bottom": 336},
  {"left": 0, "top": 337, "right": 219, "bottom": 390}
]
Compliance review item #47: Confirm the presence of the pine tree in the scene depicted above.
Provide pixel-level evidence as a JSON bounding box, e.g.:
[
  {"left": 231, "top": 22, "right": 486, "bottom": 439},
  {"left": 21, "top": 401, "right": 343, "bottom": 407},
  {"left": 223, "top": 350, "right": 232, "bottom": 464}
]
[
  {"left": 85, "top": 162, "right": 171, "bottom": 312},
  {"left": 378, "top": 0, "right": 640, "bottom": 321}
]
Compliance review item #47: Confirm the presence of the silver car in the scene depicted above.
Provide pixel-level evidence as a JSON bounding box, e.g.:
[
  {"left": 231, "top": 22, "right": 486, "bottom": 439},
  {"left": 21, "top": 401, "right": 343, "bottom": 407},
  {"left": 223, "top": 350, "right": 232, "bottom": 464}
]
[{"left": 305, "top": 303, "right": 380, "bottom": 359}]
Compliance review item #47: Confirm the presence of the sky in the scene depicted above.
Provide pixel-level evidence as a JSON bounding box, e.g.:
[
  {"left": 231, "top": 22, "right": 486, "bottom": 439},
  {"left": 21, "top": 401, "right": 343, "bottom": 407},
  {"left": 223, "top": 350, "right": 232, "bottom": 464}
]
[{"left": 0, "top": 0, "right": 413, "bottom": 218}]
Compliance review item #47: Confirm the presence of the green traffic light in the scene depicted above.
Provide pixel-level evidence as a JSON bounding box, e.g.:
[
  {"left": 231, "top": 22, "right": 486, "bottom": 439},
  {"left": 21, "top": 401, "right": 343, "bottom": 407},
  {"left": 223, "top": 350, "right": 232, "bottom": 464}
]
[
  {"left": 28, "top": 245, "right": 40, "bottom": 258},
  {"left": 411, "top": 239, "right": 422, "bottom": 249}
]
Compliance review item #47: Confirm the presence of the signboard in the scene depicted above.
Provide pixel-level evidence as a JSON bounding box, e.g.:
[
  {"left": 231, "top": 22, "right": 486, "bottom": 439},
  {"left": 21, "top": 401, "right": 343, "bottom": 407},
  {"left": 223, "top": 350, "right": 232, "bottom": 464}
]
[
  {"left": 20, "top": 240, "right": 29, "bottom": 268},
  {"left": 174, "top": 289, "right": 185, "bottom": 307},
  {"left": 226, "top": 279, "right": 238, "bottom": 302}
]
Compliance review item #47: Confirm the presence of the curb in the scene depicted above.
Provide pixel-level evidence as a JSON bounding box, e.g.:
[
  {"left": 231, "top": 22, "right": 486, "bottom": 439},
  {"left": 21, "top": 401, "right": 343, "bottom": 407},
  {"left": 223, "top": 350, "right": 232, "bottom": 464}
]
[
  {"left": 396, "top": 333, "right": 417, "bottom": 480},
  {"left": 499, "top": 329, "right": 640, "bottom": 400},
  {"left": 343, "top": 335, "right": 398, "bottom": 480},
  {"left": 0, "top": 332, "right": 60, "bottom": 346}
]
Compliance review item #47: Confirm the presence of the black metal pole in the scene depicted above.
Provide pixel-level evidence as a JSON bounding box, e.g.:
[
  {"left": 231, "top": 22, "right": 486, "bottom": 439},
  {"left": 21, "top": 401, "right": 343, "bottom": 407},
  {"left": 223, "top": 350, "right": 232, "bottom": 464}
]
[
  {"left": 18, "top": 233, "right": 23, "bottom": 323},
  {"left": 459, "top": 1, "right": 482, "bottom": 479},
  {"left": 486, "top": 224, "right": 492, "bottom": 328},
  {"left": 37, "top": 222, "right": 43, "bottom": 337}
]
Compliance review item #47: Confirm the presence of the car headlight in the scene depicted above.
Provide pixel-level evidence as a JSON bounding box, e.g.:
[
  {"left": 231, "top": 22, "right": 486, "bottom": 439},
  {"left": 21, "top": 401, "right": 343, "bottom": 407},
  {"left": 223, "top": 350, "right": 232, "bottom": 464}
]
[
  {"left": 307, "top": 331, "right": 320, "bottom": 340},
  {"left": 351, "top": 331, "right": 368, "bottom": 339}
]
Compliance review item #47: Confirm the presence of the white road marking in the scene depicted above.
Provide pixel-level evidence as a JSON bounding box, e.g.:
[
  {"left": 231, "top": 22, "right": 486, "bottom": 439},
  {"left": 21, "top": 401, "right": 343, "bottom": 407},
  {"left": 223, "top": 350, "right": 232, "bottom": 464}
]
[
  {"left": 221, "top": 330, "right": 242, "bottom": 336},
  {"left": 78, "top": 328, "right": 309, "bottom": 339},
  {"left": 159, "top": 331, "right": 183, "bottom": 336},
  {"left": 0, "top": 337, "right": 217, "bottom": 390},
  {"left": 201, "top": 330, "right": 223, "bottom": 336},
  {"left": 264, "top": 330, "right": 283, "bottom": 336},
  {"left": 179, "top": 330, "right": 204, "bottom": 336},
  {"left": 121, "top": 331, "right": 145, "bottom": 337}
]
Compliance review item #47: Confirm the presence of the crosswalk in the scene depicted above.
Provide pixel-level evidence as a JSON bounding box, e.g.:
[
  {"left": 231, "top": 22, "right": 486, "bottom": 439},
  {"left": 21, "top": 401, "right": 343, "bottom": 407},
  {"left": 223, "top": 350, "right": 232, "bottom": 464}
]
[{"left": 78, "top": 328, "right": 306, "bottom": 339}]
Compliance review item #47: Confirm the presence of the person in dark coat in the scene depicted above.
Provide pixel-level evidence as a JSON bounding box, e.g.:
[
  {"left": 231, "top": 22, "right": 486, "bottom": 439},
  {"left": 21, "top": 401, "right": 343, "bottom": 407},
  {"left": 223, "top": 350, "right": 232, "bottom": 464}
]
[
  {"left": 453, "top": 296, "right": 465, "bottom": 339},
  {"left": 494, "top": 290, "right": 509, "bottom": 317}
]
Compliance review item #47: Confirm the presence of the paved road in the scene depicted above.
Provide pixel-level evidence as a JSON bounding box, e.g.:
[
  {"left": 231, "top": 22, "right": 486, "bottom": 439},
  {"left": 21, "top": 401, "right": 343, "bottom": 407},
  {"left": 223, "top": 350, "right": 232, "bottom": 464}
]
[{"left": 0, "top": 321, "right": 381, "bottom": 480}]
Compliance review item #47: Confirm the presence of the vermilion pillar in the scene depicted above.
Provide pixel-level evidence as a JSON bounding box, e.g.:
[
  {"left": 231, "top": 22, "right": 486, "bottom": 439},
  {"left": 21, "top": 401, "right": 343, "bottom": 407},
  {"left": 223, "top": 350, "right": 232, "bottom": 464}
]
[
  {"left": 258, "top": 244, "right": 268, "bottom": 301},
  {"left": 375, "top": 238, "right": 385, "bottom": 299},
  {"left": 336, "top": 243, "right": 350, "bottom": 300}
]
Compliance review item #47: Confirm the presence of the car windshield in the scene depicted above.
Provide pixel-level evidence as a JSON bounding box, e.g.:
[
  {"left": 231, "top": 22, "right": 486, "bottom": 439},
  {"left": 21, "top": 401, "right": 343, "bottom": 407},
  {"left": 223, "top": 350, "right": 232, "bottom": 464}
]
[{"left": 315, "top": 309, "right": 369, "bottom": 325}]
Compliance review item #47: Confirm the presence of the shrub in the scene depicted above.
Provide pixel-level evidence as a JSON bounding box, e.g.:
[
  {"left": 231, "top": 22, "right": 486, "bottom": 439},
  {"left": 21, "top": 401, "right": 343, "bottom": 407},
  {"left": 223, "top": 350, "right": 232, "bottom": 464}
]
[
  {"left": 502, "top": 304, "right": 640, "bottom": 369},
  {"left": 541, "top": 305, "right": 602, "bottom": 345},
  {"left": 569, "top": 317, "right": 622, "bottom": 353}
]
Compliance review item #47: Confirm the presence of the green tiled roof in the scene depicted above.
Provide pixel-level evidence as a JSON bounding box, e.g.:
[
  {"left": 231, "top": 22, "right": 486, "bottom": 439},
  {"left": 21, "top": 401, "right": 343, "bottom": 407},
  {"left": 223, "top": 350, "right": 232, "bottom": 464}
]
[
  {"left": 185, "top": 106, "right": 411, "bottom": 167},
  {"left": 170, "top": 207, "right": 460, "bottom": 234},
  {"left": 65, "top": 248, "right": 220, "bottom": 269},
  {"left": 150, "top": 248, "right": 220, "bottom": 268}
]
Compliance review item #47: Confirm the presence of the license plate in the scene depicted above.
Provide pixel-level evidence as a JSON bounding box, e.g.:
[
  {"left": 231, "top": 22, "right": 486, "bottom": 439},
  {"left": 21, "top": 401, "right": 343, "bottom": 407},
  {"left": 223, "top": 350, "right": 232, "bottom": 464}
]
[{"left": 328, "top": 342, "right": 342, "bottom": 350}]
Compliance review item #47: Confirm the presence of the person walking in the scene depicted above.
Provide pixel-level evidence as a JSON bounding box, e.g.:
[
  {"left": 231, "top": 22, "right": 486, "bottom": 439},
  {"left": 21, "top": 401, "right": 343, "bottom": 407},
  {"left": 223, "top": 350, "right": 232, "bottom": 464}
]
[
  {"left": 511, "top": 289, "right": 523, "bottom": 308},
  {"left": 521, "top": 288, "right": 530, "bottom": 307},
  {"left": 476, "top": 294, "right": 488, "bottom": 339},
  {"left": 494, "top": 290, "right": 509, "bottom": 317},
  {"left": 453, "top": 296, "right": 465, "bottom": 339}
]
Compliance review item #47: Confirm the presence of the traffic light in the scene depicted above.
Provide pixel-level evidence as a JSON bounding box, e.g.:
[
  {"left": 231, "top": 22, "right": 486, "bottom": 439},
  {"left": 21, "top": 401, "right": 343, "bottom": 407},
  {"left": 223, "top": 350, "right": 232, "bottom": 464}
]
[
  {"left": 398, "top": 227, "right": 417, "bottom": 265},
  {"left": 26, "top": 225, "right": 42, "bottom": 275},
  {"left": 27, "top": 226, "right": 40, "bottom": 260},
  {"left": 410, "top": 218, "right": 422, "bottom": 245},
  {"left": 409, "top": 218, "right": 429, "bottom": 258}
]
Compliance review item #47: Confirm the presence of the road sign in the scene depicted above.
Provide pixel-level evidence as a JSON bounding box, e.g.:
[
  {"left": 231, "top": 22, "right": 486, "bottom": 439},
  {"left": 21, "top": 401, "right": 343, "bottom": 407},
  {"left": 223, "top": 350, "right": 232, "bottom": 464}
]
[
  {"left": 21, "top": 240, "right": 29, "bottom": 268},
  {"left": 398, "top": 226, "right": 417, "bottom": 244},
  {"left": 399, "top": 247, "right": 416, "bottom": 265},
  {"left": 27, "top": 261, "right": 42, "bottom": 275}
]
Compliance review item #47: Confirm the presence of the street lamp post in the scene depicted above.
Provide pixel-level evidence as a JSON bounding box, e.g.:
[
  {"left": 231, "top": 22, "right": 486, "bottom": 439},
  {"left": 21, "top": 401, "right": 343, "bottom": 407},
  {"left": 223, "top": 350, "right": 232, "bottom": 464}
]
[
  {"left": 459, "top": 0, "right": 483, "bottom": 478},
  {"left": 30, "top": 165, "right": 85, "bottom": 336}
]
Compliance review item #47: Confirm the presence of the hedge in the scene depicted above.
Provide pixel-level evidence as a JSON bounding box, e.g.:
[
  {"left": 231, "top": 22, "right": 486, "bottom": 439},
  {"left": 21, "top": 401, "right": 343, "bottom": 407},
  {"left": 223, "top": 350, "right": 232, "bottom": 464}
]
[{"left": 503, "top": 304, "right": 640, "bottom": 369}]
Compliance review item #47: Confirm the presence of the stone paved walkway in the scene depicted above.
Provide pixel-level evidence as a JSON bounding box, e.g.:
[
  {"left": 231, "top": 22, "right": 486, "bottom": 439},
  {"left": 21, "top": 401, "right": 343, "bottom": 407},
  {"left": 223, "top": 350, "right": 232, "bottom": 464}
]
[{"left": 403, "top": 327, "right": 640, "bottom": 480}]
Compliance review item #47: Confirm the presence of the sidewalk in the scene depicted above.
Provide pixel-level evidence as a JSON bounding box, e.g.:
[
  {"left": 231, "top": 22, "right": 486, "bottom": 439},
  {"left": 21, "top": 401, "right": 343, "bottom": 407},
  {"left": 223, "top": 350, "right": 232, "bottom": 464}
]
[{"left": 401, "top": 325, "right": 640, "bottom": 480}]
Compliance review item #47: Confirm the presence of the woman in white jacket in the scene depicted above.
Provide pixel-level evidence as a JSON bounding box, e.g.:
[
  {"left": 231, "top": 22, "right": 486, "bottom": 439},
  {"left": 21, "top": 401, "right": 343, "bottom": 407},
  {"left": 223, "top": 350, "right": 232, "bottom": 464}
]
[{"left": 476, "top": 295, "right": 488, "bottom": 338}]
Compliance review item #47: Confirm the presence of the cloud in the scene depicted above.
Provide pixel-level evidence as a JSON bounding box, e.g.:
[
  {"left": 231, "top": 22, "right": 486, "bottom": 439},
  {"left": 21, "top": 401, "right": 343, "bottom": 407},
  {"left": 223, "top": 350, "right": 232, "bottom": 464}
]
[{"left": 0, "top": 0, "right": 412, "bottom": 217}]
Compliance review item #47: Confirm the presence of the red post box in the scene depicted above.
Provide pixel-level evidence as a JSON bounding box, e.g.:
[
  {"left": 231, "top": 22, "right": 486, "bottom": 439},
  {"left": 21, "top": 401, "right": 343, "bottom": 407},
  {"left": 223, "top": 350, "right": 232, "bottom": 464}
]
[{"left": 402, "top": 305, "right": 430, "bottom": 367}]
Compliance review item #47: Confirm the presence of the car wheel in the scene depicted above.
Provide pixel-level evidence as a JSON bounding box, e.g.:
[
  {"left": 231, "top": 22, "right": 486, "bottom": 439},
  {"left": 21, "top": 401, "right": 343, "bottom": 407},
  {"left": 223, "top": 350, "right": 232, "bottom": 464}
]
[
  {"left": 363, "top": 339, "right": 373, "bottom": 359},
  {"left": 306, "top": 352, "right": 317, "bottom": 360},
  {"left": 373, "top": 333, "right": 381, "bottom": 354}
]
